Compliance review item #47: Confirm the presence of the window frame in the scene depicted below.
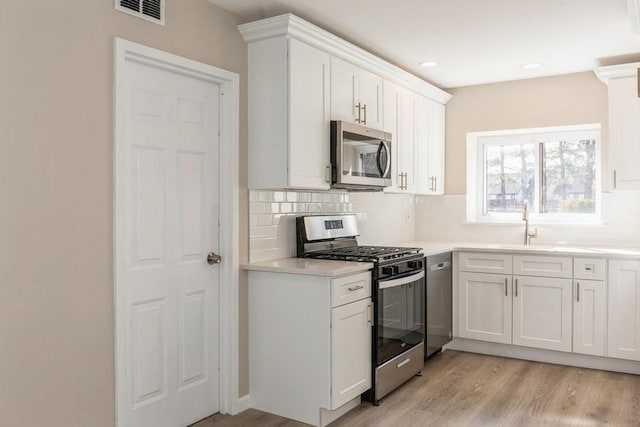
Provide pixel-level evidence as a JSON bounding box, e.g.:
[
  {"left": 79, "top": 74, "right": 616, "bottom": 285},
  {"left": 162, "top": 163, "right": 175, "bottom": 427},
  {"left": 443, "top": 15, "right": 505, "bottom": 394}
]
[{"left": 466, "top": 124, "right": 602, "bottom": 224}]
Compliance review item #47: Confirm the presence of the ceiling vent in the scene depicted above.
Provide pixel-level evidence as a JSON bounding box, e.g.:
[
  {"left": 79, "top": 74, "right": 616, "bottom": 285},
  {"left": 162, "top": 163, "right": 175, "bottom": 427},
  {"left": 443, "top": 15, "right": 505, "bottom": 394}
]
[{"left": 115, "top": 0, "right": 164, "bottom": 25}]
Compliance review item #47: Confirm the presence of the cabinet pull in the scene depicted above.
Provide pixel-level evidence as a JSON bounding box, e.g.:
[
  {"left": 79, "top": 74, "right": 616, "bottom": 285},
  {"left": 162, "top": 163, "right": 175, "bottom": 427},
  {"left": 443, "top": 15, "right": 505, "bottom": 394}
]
[
  {"left": 367, "top": 303, "right": 372, "bottom": 326},
  {"left": 515, "top": 278, "right": 518, "bottom": 297},
  {"left": 613, "top": 170, "right": 617, "bottom": 189},
  {"left": 577, "top": 282, "right": 580, "bottom": 302},
  {"left": 347, "top": 284, "right": 364, "bottom": 292},
  {"left": 355, "top": 102, "right": 362, "bottom": 123},
  {"left": 325, "top": 163, "right": 332, "bottom": 183},
  {"left": 362, "top": 103, "right": 367, "bottom": 125},
  {"left": 505, "top": 277, "right": 508, "bottom": 296},
  {"left": 397, "top": 358, "right": 411, "bottom": 368},
  {"left": 433, "top": 176, "right": 437, "bottom": 192}
]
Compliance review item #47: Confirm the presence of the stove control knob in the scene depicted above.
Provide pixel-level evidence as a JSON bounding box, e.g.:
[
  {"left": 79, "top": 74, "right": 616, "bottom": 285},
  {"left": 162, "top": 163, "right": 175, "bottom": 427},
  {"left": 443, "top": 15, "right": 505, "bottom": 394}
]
[{"left": 408, "top": 260, "right": 422, "bottom": 269}]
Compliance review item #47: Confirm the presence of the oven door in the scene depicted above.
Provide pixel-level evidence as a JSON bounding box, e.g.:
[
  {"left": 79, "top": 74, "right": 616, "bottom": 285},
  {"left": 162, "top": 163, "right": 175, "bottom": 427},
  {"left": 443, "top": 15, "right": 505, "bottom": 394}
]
[{"left": 376, "top": 270, "right": 425, "bottom": 365}]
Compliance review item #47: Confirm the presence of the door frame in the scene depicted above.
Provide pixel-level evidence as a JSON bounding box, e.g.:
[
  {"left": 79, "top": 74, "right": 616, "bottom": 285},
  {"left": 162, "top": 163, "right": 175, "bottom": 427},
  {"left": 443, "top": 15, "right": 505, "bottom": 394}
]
[{"left": 113, "top": 38, "right": 241, "bottom": 425}]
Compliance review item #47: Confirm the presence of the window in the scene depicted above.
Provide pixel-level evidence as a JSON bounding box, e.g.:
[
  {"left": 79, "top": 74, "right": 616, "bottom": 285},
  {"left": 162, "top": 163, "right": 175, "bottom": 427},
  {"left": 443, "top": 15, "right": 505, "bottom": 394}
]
[{"left": 467, "top": 124, "right": 601, "bottom": 224}]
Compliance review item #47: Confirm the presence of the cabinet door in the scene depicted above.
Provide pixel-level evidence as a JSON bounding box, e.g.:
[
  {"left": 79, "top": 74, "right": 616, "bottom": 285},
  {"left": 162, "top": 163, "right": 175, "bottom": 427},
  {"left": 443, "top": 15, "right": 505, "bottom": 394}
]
[
  {"left": 458, "top": 272, "right": 512, "bottom": 344},
  {"left": 382, "top": 80, "right": 402, "bottom": 192},
  {"left": 289, "top": 39, "right": 331, "bottom": 189},
  {"left": 512, "top": 275, "right": 572, "bottom": 352},
  {"left": 609, "top": 76, "right": 640, "bottom": 191},
  {"left": 427, "top": 100, "right": 445, "bottom": 195},
  {"left": 331, "top": 298, "right": 372, "bottom": 409},
  {"left": 397, "top": 88, "right": 418, "bottom": 193},
  {"left": 358, "top": 70, "right": 383, "bottom": 130},
  {"left": 330, "top": 56, "right": 359, "bottom": 123},
  {"left": 416, "top": 97, "right": 446, "bottom": 195},
  {"left": 573, "top": 279, "right": 606, "bottom": 356},
  {"left": 608, "top": 259, "right": 640, "bottom": 360}
]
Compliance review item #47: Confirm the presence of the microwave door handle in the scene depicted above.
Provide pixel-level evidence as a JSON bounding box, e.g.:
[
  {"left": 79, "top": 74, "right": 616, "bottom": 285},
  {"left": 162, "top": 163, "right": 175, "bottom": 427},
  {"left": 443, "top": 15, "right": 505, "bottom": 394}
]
[{"left": 376, "top": 141, "right": 391, "bottom": 178}]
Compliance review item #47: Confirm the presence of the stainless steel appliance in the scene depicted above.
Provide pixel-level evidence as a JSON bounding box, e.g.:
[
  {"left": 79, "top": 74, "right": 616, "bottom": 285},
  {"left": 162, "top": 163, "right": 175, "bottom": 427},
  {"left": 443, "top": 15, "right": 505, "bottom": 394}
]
[
  {"left": 330, "top": 121, "right": 392, "bottom": 190},
  {"left": 296, "top": 214, "right": 424, "bottom": 404},
  {"left": 425, "top": 252, "right": 453, "bottom": 359}
]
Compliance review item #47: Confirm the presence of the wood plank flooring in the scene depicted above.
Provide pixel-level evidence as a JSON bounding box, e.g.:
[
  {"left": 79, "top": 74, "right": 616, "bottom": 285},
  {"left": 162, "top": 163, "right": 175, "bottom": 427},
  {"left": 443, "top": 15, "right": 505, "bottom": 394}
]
[{"left": 192, "top": 350, "right": 640, "bottom": 427}]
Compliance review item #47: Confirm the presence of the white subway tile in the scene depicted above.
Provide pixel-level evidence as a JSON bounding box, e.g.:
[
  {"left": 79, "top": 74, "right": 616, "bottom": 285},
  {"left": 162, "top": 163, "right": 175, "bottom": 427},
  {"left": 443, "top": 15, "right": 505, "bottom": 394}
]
[
  {"left": 249, "top": 190, "right": 258, "bottom": 202},
  {"left": 250, "top": 214, "right": 259, "bottom": 226},
  {"left": 257, "top": 191, "right": 273, "bottom": 202},
  {"left": 257, "top": 214, "right": 273, "bottom": 226},
  {"left": 250, "top": 202, "right": 265, "bottom": 214},
  {"left": 280, "top": 203, "right": 292, "bottom": 213},
  {"left": 286, "top": 192, "right": 298, "bottom": 202},
  {"left": 250, "top": 226, "right": 265, "bottom": 238},
  {"left": 273, "top": 191, "right": 285, "bottom": 202}
]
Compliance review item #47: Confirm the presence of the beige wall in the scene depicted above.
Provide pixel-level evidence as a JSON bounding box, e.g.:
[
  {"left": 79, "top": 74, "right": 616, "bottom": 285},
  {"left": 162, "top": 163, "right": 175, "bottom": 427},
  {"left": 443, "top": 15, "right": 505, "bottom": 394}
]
[
  {"left": 445, "top": 72, "right": 609, "bottom": 194},
  {"left": 0, "top": 2, "right": 248, "bottom": 426}
]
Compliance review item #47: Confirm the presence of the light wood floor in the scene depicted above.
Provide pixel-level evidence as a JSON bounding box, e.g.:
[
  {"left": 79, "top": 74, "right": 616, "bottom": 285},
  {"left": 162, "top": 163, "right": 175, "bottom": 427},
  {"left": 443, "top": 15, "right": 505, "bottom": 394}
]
[{"left": 193, "top": 350, "right": 640, "bottom": 426}]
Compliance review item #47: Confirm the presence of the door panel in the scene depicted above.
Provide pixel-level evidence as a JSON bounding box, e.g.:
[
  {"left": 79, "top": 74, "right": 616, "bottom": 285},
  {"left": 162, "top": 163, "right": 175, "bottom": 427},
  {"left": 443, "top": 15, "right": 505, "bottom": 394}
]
[
  {"left": 330, "top": 56, "right": 359, "bottom": 123},
  {"left": 359, "top": 70, "right": 383, "bottom": 129},
  {"left": 458, "top": 272, "right": 512, "bottom": 344},
  {"left": 573, "top": 280, "right": 606, "bottom": 356},
  {"left": 122, "top": 58, "right": 220, "bottom": 427},
  {"left": 608, "top": 260, "right": 640, "bottom": 360},
  {"left": 512, "top": 276, "right": 572, "bottom": 352}
]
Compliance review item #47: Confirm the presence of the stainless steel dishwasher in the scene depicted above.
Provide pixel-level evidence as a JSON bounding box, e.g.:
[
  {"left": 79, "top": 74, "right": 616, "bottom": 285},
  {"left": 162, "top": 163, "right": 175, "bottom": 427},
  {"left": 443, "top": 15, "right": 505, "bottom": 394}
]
[{"left": 425, "top": 252, "right": 452, "bottom": 359}]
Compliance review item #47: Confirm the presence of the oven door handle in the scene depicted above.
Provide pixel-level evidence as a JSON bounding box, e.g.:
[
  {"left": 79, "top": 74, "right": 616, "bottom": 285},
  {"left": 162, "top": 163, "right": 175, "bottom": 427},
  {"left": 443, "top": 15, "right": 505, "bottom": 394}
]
[{"left": 378, "top": 271, "right": 425, "bottom": 290}]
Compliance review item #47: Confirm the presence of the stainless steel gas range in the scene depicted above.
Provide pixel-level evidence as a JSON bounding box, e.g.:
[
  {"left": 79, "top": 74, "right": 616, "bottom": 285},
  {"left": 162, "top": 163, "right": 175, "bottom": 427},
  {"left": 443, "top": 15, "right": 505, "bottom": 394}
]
[{"left": 296, "top": 214, "right": 425, "bottom": 404}]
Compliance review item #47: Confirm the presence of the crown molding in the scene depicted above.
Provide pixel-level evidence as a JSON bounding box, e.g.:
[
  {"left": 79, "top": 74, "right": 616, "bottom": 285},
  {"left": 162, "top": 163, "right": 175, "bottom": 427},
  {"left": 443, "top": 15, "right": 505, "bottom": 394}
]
[
  {"left": 238, "top": 14, "right": 452, "bottom": 104},
  {"left": 594, "top": 62, "right": 640, "bottom": 84},
  {"left": 629, "top": 0, "right": 640, "bottom": 33}
]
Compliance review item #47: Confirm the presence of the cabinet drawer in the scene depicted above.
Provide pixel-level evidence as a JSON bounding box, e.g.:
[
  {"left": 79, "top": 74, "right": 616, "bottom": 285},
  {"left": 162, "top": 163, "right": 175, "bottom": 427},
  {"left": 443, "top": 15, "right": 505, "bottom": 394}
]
[
  {"left": 458, "top": 252, "right": 513, "bottom": 274},
  {"left": 574, "top": 258, "right": 606, "bottom": 281},
  {"left": 332, "top": 272, "right": 371, "bottom": 307},
  {"left": 513, "top": 255, "right": 572, "bottom": 278}
]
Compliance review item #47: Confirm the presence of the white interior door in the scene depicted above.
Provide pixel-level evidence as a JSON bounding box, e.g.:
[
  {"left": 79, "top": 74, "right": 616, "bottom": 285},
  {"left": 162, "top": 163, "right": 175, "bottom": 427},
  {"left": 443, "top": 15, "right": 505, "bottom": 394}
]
[{"left": 119, "top": 57, "right": 220, "bottom": 426}]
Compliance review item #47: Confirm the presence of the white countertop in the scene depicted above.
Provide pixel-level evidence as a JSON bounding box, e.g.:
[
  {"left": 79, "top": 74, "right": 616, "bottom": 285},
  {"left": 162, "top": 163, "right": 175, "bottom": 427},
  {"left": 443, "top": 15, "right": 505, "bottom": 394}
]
[
  {"left": 399, "top": 241, "right": 640, "bottom": 258},
  {"left": 242, "top": 258, "right": 374, "bottom": 277},
  {"left": 243, "top": 242, "right": 640, "bottom": 277}
]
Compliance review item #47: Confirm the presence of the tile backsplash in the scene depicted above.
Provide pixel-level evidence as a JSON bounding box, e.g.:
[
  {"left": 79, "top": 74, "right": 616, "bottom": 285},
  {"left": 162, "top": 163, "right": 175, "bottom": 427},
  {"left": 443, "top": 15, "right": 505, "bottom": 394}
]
[{"left": 249, "top": 190, "right": 415, "bottom": 262}]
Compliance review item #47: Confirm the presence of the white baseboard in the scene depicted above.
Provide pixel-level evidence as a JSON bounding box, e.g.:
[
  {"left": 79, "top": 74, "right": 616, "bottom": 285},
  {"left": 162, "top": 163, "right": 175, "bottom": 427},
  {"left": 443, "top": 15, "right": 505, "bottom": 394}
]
[
  {"left": 445, "top": 338, "right": 640, "bottom": 375},
  {"left": 232, "top": 394, "right": 251, "bottom": 415}
]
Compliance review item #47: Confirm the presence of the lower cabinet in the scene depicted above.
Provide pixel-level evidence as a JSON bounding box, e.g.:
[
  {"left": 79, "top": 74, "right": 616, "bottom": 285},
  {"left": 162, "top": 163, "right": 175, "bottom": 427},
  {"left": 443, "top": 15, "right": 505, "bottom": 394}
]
[
  {"left": 458, "top": 272, "right": 512, "bottom": 344},
  {"left": 249, "top": 270, "right": 372, "bottom": 426},
  {"left": 512, "top": 275, "right": 572, "bottom": 352},
  {"left": 331, "top": 298, "right": 372, "bottom": 409},
  {"left": 608, "top": 259, "right": 640, "bottom": 361},
  {"left": 573, "top": 279, "right": 607, "bottom": 356}
]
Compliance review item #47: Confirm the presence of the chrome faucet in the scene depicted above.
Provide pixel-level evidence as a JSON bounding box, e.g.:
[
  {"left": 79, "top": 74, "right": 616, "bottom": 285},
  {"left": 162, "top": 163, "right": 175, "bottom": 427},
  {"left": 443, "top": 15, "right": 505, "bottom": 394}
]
[{"left": 522, "top": 200, "right": 537, "bottom": 246}]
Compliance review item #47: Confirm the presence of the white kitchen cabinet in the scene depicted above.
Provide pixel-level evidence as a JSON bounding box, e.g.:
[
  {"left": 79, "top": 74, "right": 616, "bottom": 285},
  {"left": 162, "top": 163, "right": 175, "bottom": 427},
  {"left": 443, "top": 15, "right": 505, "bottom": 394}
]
[
  {"left": 573, "top": 279, "right": 607, "bottom": 356},
  {"left": 458, "top": 272, "right": 512, "bottom": 344},
  {"left": 458, "top": 252, "right": 513, "bottom": 275},
  {"left": 513, "top": 255, "right": 572, "bottom": 279},
  {"left": 417, "top": 97, "right": 446, "bottom": 195},
  {"left": 595, "top": 63, "right": 640, "bottom": 191},
  {"left": 331, "top": 298, "right": 372, "bottom": 409},
  {"left": 245, "top": 36, "right": 331, "bottom": 190},
  {"left": 512, "top": 275, "right": 572, "bottom": 352},
  {"left": 384, "top": 81, "right": 418, "bottom": 193},
  {"left": 331, "top": 57, "right": 383, "bottom": 130},
  {"left": 608, "top": 259, "right": 640, "bottom": 361},
  {"left": 249, "top": 270, "right": 372, "bottom": 426}
]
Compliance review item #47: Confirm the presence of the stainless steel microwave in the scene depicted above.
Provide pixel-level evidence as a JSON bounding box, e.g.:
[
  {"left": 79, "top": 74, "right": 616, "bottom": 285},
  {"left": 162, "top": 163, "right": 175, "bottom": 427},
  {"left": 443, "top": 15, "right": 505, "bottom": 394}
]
[{"left": 330, "top": 121, "right": 392, "bottom": 190}]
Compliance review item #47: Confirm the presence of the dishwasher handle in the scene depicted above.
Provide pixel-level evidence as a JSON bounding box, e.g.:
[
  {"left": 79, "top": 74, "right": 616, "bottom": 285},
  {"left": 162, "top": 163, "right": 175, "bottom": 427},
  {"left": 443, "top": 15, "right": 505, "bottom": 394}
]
[{"left": 429, "top": 261, "right": 451, "bottom": 272}]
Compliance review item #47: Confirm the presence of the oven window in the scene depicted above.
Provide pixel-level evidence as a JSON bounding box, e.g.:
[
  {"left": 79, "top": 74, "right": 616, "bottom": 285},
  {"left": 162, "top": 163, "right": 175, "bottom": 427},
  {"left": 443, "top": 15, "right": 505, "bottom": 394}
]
[{"left": 377, "top": 279, "right": 424, "bottom": 364}]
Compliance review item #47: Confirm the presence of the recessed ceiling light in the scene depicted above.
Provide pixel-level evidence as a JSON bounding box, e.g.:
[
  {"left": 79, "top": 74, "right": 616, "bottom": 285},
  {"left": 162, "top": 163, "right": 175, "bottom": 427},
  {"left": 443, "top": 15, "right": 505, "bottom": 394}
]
[
  {"left": 522, "top": 63, "right": 542, "bottom": 70},
  {"left": 419, "top": 61, "right": 439, "bottom": 68}
]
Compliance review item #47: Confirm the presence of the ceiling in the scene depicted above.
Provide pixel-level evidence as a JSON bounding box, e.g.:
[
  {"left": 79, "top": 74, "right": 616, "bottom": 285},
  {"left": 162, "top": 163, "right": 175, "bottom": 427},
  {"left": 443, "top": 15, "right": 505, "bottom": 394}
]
[{"left": 207, "top": 0, "right": 640, "bottom": 89}]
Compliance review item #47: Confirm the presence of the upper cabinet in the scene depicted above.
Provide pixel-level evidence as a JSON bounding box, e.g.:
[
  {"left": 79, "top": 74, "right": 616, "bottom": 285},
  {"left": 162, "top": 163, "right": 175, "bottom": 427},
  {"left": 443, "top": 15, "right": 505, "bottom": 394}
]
[
  {"left": 417, "top": 97, "right": 446, "bottom": 195},
  {"left": 595, "top": 63, "right": 640, "bottom": 191},
  {"left": 331, "top": 57, "right": 383, "bottom": 130},
  {"left": 239, "top": 14, "right": 451, "bottom": 191}
]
